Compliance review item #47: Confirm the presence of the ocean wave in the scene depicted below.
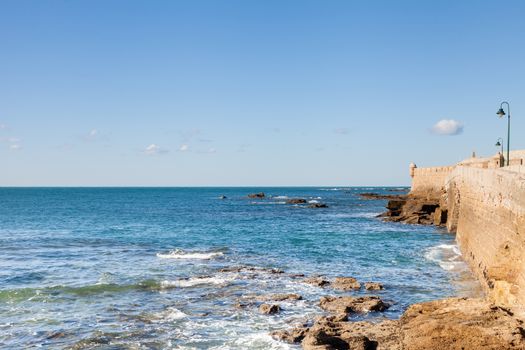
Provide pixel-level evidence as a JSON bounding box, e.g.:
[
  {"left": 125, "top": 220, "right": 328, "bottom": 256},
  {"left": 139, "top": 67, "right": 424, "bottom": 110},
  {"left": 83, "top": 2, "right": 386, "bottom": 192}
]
[
  {"left": 160, "top": 276, "right": 230, "bottom": 288},
  {"left": 154, "top": 307, "right": 187, "bottom": 322},
  {"left": 156, "top": 249, "right": 224, "bottom": 260},
  {"left": 308, "top": 200, "right": 319, "bottom": 204},
  {"left": 424, "top": 244, "right": 464, "bottom": 271},
  {"left": 272, "top": 196, "right": 288, "bottom": 199}
]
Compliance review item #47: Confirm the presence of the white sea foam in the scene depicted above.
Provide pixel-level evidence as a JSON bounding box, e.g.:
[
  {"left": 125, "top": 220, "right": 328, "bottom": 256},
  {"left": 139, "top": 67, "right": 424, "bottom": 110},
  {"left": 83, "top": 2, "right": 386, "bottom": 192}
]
[
  {"left": 424, "top": 244, "right": 464, "bottom": 271},
  {"left": 308, "top": 200, "right": 319, "bottom": 204},
  {"left": 156, "top": 249, "right": 224, "bottom": 260},
  {"left": 273, "top": 196, "right": 288, "bottom": 199},
  {"left": 152, "top": 307, "right": 187, "bottom": 322},
  {"left": 161, "top": 276, "right": 229, "bottom": 288}
]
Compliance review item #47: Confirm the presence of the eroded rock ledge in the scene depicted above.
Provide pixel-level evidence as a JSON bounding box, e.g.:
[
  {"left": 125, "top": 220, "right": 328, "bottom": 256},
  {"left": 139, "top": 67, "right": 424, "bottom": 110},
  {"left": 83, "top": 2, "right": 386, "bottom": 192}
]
[
  {"left": 273, "top": 298, "right": 525, "bottom": 350},
  {"left": 377, "top": 192, "right": 447, "bottom": 226}
]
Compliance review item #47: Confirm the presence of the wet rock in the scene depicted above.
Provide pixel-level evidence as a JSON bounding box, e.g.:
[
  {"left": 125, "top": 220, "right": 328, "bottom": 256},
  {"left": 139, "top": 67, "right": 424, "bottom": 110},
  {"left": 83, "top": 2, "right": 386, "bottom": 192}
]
[
  {"left": 309, "top": 203, "right": 329, "bottom": 208},
  {"left": 259, "top": 303, "right": 281, "bottom": 315},
  {"left": 219, "top": 195, "right": 227, "bottom": 199},
  {"left": 286, "top": 198, "right": 307, "bottom": 204},
  {"left": 46, "top": 331, "right": 66, "bottom": 340},
  {"left": 319, "top": 296, "right": 389, "bottom": 314},
  {"left": 271, "top": 325, "right": 310, "bottom": 343},
  {"left": 364, "top": 282, "right": 384, "bottom": 291},
  {"left": 359, "top": 192, "right": 406, "bottom": 200},
  {"left": 332, "top": 277, "right": 361, "bottom": 291},
  {"left": 249, "top": 293, "right": 303, "bottom": 302},
  {"left": 303, "top": 276, "right": 331, "bottom": 287},
  {"left": 268, "top": 293, "right": 303, "bottom": 301},
  {"left": 382, "top": 194, "right": 442, "bottom": 226},
  {"left": 248, "top": 192, "right": 265, "bottom": 199}
]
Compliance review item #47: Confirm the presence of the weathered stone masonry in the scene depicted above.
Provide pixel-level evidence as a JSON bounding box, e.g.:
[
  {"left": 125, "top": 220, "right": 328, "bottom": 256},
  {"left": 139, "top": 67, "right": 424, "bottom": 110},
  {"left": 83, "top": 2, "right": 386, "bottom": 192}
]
[{"left": 407, "top": 151, "right": 525, "bottom": 308}]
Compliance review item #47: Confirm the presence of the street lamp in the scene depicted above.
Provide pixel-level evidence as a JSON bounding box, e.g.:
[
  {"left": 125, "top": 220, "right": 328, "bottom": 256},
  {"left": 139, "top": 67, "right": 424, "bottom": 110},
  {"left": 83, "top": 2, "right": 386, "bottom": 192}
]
[
  {"left": 496, "top": 102, "right": 511, "bottom": 166},
  {"left": 495, "top": 137, "right": 503, "bottom": 153}
]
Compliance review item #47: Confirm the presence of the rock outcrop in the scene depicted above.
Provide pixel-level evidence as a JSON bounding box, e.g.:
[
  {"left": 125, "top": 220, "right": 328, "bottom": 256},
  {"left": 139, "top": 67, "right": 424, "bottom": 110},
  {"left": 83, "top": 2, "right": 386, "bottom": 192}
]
[
  {"left": 287, "top": 198, "right": 307, "bottom": 204},
  {"left": 364, "top": 282, "right": 384, "bottom": 291},
  {"left": 259, "top": 303, "right": 280, "bottom": 314},
  {"left": 248, "top": 192, "right": 266, "bottom": 199},
  {"left": 274, "top": 297, "right": 525, "bottom": 349},
  {"left": 319, "top": 296, "right": 389, "bottom": 314},
  {"left": 332, "top": 277, "right": 361, "bottom": 291}
]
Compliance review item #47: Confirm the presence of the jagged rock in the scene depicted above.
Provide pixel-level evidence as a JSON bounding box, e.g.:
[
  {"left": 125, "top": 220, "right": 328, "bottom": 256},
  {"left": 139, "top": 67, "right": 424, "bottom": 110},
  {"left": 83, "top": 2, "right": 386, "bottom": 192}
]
[
  {"left": 332, "top": 277, "right": 361, "bottom": 290},
  {"left": 304, "top": 276, "right": 331, "bottom": 287},
  {"left": 248, "top": 192, "right": 265, "bottom": 198},
  {"left": 309, "top": 203, "right": 329, "bottom": 208},
  {"left": 301, "top": 317, "right": 398, "bottom": 350},
  {"left": 259, "top": 303, "right": 281, "bottom": 314},
  {"left": 271, "top": 325, "right": 310, "bottom": 343},
  {"left": 364, "top": 282, "right": 384, "bottom": 291},
  {"left": 252, "top": 293, "right": 303, "bottom": 302},
  {"left": 286, "top": 198, "right": 307, "bottom": 204},
  {"left": 360, "top": 193, "right": 406, "bottom": 200},
  {"left": 400, "top": 298, "right": 525, "bottom": 350},
  {"left": 273, "top": 297, "right": 525, "bottom": 350},
  {"left": 319, "top": 296, "right": 389, "bottom": 314}
]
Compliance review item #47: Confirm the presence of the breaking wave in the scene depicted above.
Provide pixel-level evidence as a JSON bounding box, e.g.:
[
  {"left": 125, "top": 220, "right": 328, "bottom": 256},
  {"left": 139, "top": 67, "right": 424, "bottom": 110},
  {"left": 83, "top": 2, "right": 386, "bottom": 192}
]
[
  {"left": 160, "top": 276, "right": 230, "bottom": 288},
  {"left": 156, "top": 249, "right": 224, "bottom": 260},
  {"left": 424, "top": 244, "right": 464, "bottom": 271}
]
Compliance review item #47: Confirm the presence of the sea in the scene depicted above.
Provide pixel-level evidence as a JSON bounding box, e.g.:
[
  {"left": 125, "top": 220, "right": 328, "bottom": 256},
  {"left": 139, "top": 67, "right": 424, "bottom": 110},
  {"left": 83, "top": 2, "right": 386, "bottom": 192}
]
[{"left": 0, "top": 187, "right": 479, "bottom": 349}]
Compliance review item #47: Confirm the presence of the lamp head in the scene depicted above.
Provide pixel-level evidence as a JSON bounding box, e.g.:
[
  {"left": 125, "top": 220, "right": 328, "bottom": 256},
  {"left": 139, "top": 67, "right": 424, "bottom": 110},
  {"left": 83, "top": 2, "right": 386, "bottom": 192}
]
[
  {"left": 496, "top": 141, "right": 501, "bottom": 147},
  {"left": 497, "top": 108, "right": 506, "bottom": 117}
]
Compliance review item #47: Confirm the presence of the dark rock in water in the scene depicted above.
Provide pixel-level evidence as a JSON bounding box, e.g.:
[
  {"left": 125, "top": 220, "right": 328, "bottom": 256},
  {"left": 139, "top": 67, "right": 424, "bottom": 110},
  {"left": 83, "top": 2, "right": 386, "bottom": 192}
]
[
  {"left": 248, "top": 192, "right": 265, "bottom": 199},
  {"left": 265, "top": 293, "right": 303, "bottom": 301},
  {"left": 332, "top": 277, "right": 361, "bottom": 290},
  {"left": 319, "top": 295, "right": 389, "bottom": 314},
  {"left": 286, "top": 198, "right": 307, "bottom": 204},
  {"left": 364, "top": 282, "right": 384, "bottom": 291},
  {"left": 359, "top": 192, "right": 407, "bottom": 200},
  {"left": 383, "top": 195, "right": 442, "bottom": 226},
  {"left": 303, "top": 276, "right": 331, "bottom": 287},
  {"left": 219, "top": 195, "right": 227, "bottom": 199},
  {"left": 259, "top": 303, "right": 281, "bottom": 314},
  {"left": 308, "top": 203, "right": 328, "bottom": 208}
]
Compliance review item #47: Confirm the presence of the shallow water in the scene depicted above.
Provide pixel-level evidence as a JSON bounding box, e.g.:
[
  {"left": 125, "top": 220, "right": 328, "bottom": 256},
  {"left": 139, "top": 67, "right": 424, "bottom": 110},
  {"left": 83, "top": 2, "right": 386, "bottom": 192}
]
[{"left": 0, "top": 187, "right": 479, "bottom": 349}]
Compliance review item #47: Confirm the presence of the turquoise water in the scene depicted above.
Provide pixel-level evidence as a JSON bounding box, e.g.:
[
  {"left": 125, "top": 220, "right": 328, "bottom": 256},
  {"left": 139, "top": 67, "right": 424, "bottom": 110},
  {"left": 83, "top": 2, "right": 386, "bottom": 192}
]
[{"left": 0, "top": 187, "right": 475, "bottom": 349}]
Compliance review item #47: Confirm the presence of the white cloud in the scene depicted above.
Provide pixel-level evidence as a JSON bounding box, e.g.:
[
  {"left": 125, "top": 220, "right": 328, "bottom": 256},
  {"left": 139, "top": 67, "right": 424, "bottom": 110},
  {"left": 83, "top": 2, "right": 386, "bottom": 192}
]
[
  {"left": 9, "top": 144, "right": 21, "bottom": 151},
  {"left": 431, "top": 119, "right": 464, "bottom": 136},
  {"left": 179, "top": 144, "right": 189, "bottom": 152},
  {"left": 89, "top": 129, "right": 98, "bottom": 137},
  {"left": 0, "top": 123, "right": 6, "bottom": 130},
  {"left": 143, "top": 144, "right": 168, "bottom": 155}
]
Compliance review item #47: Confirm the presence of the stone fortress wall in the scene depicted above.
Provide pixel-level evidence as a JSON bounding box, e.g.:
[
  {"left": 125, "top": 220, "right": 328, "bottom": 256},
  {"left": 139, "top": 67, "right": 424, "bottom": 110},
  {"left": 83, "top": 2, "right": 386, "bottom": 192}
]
[{"left": 410, "top": 150, "right": 525, "bottom": 308}]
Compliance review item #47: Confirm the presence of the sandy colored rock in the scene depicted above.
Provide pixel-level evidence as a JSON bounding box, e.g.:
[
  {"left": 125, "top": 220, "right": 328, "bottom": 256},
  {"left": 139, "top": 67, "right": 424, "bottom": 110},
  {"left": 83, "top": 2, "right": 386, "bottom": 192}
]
[
  {"left": 304, "top": 276, "right": 331, "bottom": 287},
  {"left": 364, "top": 282, "right": 384, "bottom": 291},
  {"left": 271, "top": 325, "right": 309, "bottom": 343},
  {"left": 400, "top": 297, "right": 525, "bottom": 350},
  {"left": 332, "top": 277, "right": 361, "bottom": 291},
  {"left": 319, "top": 296, "right": 389, "bottom": 314},
  {"left": 259, "top": 303, "right": 280, "bottom": 315},
  {"left": 302, "top": 317, "right": 400, "bottom": 350}
]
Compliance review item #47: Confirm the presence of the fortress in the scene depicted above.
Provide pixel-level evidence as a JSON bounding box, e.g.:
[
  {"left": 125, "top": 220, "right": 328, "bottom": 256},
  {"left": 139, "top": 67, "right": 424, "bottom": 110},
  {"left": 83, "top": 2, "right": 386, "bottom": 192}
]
[{"left": 408, "top": 150, "right": 525, "bottom": 308}]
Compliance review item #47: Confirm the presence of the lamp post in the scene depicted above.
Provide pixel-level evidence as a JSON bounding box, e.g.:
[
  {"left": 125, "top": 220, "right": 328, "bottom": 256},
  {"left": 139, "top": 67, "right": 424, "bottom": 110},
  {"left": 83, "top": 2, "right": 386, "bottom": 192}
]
[
  {"left": 495, "top": 137, "right": 504, "bottom": 154},
  {"left": 496, "top": 102, "right": 511, "bottom": 166}
]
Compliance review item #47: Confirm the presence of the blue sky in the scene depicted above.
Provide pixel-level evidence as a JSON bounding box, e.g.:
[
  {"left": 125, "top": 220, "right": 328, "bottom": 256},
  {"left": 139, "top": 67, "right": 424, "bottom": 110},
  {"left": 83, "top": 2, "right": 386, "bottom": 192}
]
[{"left": 1, "top": 0, "right": 524, "bottom": 186}]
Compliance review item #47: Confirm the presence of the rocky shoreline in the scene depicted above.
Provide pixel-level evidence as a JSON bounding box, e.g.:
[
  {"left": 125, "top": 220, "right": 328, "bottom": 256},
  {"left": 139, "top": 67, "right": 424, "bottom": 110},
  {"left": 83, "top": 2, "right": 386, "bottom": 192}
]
[{"left": 266, "top": 191, "right": 525, "bottom": 349}]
